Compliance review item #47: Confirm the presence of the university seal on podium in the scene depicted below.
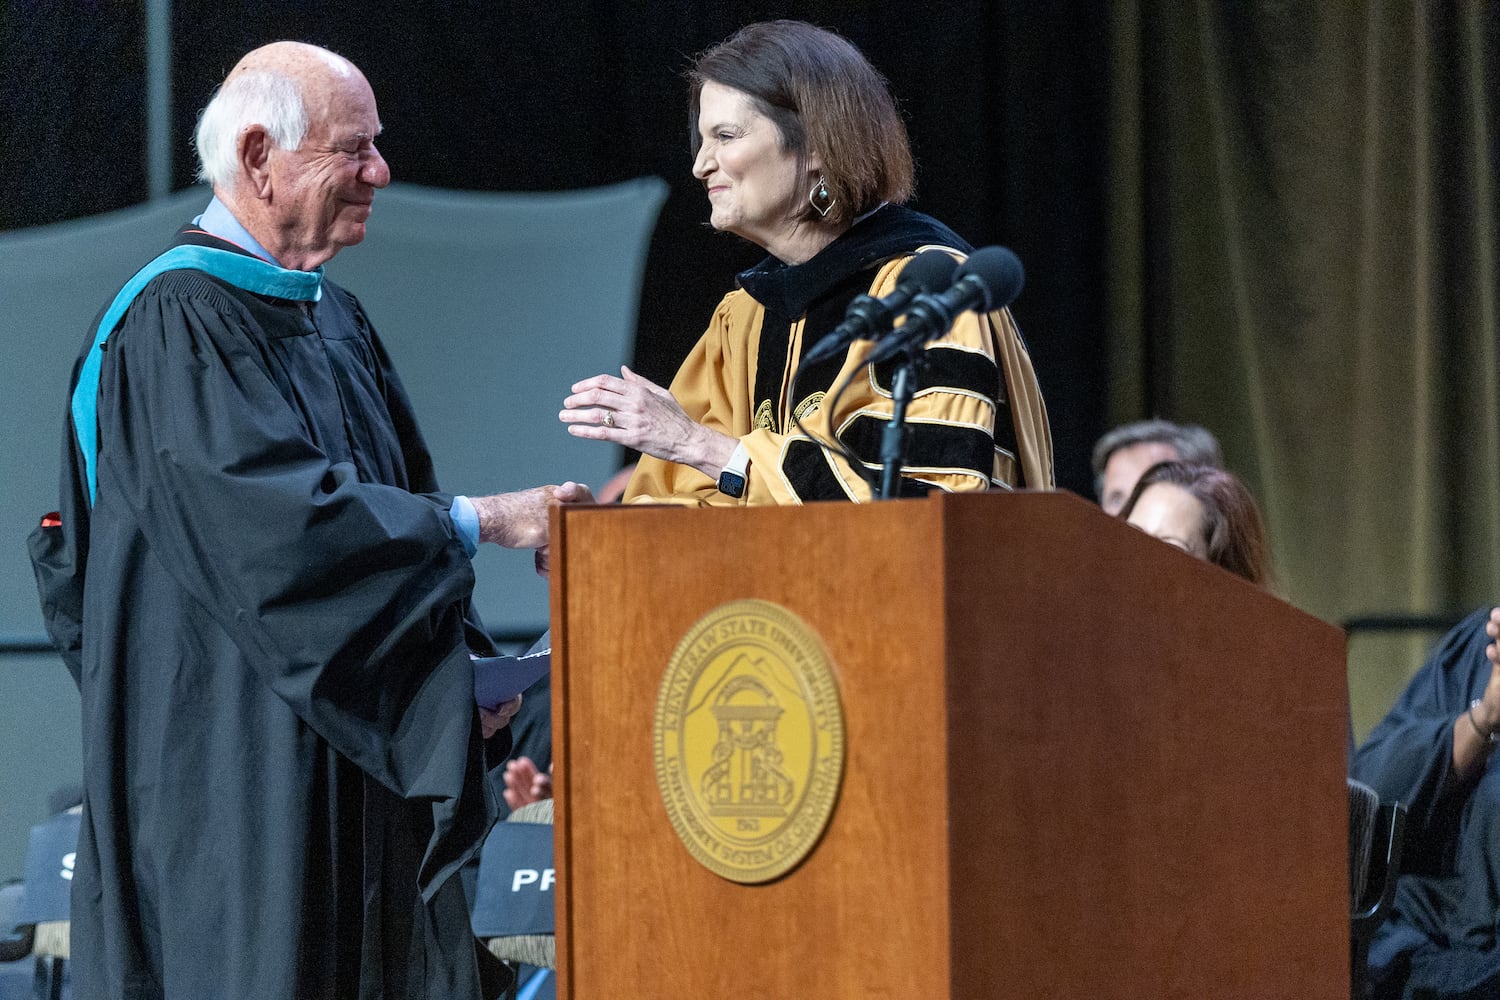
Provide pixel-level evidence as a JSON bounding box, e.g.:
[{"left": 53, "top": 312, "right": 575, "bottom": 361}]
[{"left": 653, "top": 599, "right": 845, "bottom": 884}]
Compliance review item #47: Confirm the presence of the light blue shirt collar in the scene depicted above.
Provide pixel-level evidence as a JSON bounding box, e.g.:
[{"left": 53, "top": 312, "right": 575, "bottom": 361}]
[{"left": 194, "top": 196, "right": 281, "bottom": 266}]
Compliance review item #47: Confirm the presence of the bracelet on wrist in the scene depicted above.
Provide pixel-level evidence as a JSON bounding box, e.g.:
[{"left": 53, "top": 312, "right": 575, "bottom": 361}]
[{"left": 1468, "top": 699, "right": 1499, "bottom": 747}]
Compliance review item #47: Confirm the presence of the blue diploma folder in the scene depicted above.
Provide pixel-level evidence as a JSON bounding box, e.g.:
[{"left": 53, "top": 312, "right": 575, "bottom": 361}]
[{"left": 473, "top": 631, "right": 551, "bottom": 707}]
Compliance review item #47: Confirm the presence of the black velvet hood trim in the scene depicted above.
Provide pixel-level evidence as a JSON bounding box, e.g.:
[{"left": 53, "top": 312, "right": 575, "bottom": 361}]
[{"left": 735, "top": 205, "right": 972, "bottom": 319}]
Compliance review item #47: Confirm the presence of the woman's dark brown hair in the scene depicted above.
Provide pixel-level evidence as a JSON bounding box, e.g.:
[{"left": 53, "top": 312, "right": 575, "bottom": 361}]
[
  {"left": 687, "top": 20, "right": 915, "bottom": 228},
  {"left": 1119, "top": 461, "right": 1275, "bottom": 589}
]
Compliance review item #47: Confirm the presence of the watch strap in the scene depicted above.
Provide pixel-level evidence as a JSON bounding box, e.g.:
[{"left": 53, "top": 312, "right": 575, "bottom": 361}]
[{"left": 717, "top": 441, "right": 750, "bottom": 498}]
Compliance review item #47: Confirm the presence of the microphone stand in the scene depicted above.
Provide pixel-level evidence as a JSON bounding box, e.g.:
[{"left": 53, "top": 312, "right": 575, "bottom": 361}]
[{"left": 876, "top": 345, "right": 926, "bottom": 500}]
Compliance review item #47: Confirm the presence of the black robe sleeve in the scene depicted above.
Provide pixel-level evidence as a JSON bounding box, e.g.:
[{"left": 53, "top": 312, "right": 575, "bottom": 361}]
[{"left": 1352, "top": 607, "right": 1493, "bottom": 869}]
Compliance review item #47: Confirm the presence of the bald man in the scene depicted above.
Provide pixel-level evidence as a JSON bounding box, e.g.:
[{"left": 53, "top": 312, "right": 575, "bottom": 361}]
[{"left": 29, "top": 43, "right": 587, "bottom": 998}]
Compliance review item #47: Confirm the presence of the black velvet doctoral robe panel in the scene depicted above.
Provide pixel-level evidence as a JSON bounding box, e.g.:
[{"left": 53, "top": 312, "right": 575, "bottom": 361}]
[
  {"left": 1353, "top": 607, "right": 1500, "bottom": 1000},
  {"left": 30, "top": 228, "right": 508, "bottom": 1000}
]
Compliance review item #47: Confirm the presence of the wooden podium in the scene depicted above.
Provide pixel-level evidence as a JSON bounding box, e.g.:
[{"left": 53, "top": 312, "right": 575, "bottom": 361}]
[{"left": 549, "top": 492, "right": 1348, "bottom": 998}]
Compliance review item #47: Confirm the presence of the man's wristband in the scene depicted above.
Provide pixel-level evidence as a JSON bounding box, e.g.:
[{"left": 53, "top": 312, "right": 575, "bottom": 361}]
[{"left": 1468, "top": 699, "right": 1499, "bottom": 746}]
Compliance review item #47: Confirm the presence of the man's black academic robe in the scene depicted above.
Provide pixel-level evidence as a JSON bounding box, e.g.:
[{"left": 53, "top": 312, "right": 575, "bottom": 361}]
[{"left": 30, "top": 228, "right": 508, "bottom": 999}]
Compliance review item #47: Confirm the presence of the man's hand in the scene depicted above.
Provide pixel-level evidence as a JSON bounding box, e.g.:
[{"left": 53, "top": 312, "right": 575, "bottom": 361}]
[
  {"left": 479, "top": 694, "right": 523, "bottom": 740},
  {"left": 471, "top": 482, "right": 595, "bottom": 549}
]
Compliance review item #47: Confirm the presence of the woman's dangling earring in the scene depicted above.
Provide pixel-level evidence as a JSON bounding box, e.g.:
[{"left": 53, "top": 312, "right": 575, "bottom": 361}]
[{"left": 808, "top": 175, "right": 835, "bottom": 218}]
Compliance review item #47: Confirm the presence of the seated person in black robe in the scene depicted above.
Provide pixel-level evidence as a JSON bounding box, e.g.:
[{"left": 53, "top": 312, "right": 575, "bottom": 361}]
[
  {"left": 1353, "top": 606, "right": 1500, "bottom": 999},
  {"left": 28, "top": 41, "right": 592, "bottom": 1000}
]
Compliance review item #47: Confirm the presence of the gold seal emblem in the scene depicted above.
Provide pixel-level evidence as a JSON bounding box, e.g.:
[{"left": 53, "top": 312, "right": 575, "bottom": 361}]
[
  {"left": 653, "top": 599, "right": 845, "bottom": 884},
  {"left": 753, "top": 399, "right": 776, "bottom": 433},
  {"left": 791, "top": 391, "right": 824, "bottom": 424}
]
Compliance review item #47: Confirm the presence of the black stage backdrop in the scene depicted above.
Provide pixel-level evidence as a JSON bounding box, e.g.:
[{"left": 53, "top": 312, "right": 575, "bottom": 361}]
[{"left": 0, "top": 1, "right": 1109, "bottom": 495}]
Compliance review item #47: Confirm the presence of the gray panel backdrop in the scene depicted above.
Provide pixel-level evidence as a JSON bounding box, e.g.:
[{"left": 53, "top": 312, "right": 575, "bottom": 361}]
[{"left": 0, "top": 177, "right": 667, "bottom": 875}]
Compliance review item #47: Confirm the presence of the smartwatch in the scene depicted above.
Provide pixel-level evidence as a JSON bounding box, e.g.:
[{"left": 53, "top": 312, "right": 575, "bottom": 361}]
[{"left": 717, "top": 441, "right": 750, "bottom": 498}]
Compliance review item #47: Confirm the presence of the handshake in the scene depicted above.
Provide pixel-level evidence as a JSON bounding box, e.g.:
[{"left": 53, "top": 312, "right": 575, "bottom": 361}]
[{"left": 465, "top": 481, "right": 595, "bottom": 578}]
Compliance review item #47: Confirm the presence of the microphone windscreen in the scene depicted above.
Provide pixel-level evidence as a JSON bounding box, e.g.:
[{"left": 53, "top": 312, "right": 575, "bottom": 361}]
[
  {"left": 898, "top": 249, "right": 959, "bottom": 294},
  {"left": 958, "top": 246, "right": 1024, "bottom": 311}
]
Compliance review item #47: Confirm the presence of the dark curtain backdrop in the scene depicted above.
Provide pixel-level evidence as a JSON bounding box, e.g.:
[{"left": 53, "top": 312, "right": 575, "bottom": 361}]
[
  {"left": 1108, "top": 2, "right": 1500, "bottom": 734},
  {"left": 6, "top": 3, "right": 1496, "bottom": 730}
]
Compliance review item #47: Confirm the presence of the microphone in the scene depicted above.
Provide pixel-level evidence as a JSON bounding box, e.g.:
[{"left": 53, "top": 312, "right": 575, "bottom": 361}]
[
  {"left": 802, "top": 250, "right": 958, "bottom": 365},
  {"left": 865, "top": 246, "right": 1024, "bottom": 364}
]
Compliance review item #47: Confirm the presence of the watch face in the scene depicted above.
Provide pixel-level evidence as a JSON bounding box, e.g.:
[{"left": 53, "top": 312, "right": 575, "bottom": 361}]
[{"left": 718, "top": 471, "right": 747, "bottom": 498}]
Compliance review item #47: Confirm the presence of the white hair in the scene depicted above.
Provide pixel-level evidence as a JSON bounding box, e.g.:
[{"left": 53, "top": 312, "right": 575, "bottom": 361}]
[{"left": 194, "top": 69, "right": 308, "bottom": 190}]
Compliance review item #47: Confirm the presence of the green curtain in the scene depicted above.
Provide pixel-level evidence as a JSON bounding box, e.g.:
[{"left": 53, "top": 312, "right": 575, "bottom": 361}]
[{"left": 1108, "top": 2, "right": 1500, "bottom": 737}]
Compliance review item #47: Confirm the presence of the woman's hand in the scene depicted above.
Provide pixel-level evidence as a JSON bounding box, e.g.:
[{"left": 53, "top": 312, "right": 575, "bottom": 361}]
[{"left": 561, "top": 367, "right": 737, "bottom": 479}]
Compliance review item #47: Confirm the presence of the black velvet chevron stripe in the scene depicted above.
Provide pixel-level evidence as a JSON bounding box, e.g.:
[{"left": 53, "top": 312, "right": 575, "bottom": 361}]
[
  {"left": 783, "top": 437, "right": 934, "bottom": 499},
  {"left": 840, "top": 414, "right": 994, "bottom": 479},
  {"left": 782, "top": 439, "right": 862, "bottom": 501},
  {"left": 872, "top": 346, "right": 999, "bottom": 400}
]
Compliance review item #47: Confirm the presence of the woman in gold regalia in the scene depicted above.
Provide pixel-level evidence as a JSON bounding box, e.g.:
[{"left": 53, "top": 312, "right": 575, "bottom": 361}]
[{"left": 561, "top": 19, "right": 1052, "bottom": 505}]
